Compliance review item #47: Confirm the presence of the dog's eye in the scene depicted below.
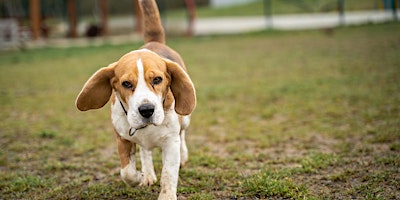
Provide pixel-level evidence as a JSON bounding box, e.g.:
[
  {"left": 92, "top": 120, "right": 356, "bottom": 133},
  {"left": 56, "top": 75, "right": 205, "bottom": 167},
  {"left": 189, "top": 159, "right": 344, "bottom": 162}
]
[
  {"left": 152, "top": 76, "right": 163, "bottom": 85},
  {"left": 122, "top": 81, "right": 133, "bottom": 89}
]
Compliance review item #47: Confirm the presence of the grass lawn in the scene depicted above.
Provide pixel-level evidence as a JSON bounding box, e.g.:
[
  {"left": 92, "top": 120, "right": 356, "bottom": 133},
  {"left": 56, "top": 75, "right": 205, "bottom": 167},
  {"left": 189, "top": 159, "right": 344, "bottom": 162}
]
[{"left": 0, "top": 23, "right": 399, "bottom": 199}]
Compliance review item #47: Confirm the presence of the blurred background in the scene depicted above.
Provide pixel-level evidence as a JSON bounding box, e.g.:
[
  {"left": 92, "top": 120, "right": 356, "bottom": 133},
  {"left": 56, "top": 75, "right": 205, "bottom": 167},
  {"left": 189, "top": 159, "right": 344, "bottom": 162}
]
[{"left": 0, "top": 0, "right": 399, "bottom": 49}]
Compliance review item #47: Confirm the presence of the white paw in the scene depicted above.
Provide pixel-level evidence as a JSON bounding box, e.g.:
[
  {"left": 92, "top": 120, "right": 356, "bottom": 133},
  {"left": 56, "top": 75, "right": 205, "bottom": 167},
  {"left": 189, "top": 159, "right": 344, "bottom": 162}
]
[
  {"left": 158, "top": 193, "right": 177, "bottom": 200},
  {"left": 140, "top": 171, "right": 157, "bottom": 186},
  {"left": 180, "top": 146, "right": 188, "bottom": 167},
  {"left": 180, "top": 153, "right": 188, "bottom": 167},
  {"left": 120, "top": 165, "right": 143, "bottom": 187}
]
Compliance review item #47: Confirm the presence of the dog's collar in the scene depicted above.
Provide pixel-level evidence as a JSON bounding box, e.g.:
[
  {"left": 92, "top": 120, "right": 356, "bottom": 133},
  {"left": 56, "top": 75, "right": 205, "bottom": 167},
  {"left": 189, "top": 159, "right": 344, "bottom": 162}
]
[
  {"left": 115, "top": 92, "right": 128, "bottom": 115},
  {"left": 119, "top": 100, "right": 128, "bottom": 115}
]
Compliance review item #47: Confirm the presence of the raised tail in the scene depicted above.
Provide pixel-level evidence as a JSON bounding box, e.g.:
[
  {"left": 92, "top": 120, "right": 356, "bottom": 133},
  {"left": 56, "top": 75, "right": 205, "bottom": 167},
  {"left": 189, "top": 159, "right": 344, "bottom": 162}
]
[{"left": 139, "top": 0, "right": 165, "bottom": 44}]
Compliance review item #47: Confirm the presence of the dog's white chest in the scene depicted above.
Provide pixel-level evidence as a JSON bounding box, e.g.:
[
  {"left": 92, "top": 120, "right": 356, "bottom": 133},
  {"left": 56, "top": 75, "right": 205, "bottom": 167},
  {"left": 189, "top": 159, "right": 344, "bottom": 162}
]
[{"left": 111, "top": 101, "right": 180, "bottom": 149}]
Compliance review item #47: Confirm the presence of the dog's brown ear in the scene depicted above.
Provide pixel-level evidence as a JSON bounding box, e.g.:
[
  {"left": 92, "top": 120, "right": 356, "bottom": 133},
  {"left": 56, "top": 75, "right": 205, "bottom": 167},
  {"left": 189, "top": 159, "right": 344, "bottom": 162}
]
[
  {"left": 76, "top": 62, "right": 116, "bottom": 111},
  {"left": 164, "top": 59, "right": 196, "bottom": 115}
]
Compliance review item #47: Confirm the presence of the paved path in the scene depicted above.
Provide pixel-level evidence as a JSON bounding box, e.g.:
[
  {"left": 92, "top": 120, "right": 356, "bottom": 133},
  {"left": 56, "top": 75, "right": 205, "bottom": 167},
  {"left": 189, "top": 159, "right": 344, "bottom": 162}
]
[
  {"left": 82, "top": 10, "right": 400, "bottom": 35},
  {"left": 3, "top": 10, "right": 398, "bottom": 49},
  {"left": 194, "top": 10, "right": 399, "bottom": 35}
]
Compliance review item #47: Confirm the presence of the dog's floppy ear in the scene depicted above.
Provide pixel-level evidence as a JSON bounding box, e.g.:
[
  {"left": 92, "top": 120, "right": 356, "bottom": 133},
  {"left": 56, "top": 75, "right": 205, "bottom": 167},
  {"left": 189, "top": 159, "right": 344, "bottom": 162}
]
[
  {"left": 76, "top": 62, "right": 116, "bottom": 111},
  {"left": 164, "top": 59, "right": 196, "bottom": 115}
]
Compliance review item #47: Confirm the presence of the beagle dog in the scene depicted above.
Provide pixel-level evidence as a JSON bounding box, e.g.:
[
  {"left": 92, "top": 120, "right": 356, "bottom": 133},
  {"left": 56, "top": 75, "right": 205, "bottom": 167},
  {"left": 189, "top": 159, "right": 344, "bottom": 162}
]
[{"left": 75, "top": 0, "right": 196, "bottom": 199}]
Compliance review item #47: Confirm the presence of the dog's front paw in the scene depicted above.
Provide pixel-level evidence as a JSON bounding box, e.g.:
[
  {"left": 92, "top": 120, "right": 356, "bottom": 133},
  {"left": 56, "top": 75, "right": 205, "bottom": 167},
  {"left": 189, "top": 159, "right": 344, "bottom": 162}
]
[
  {"left": 140, "top": 174, "right": 157, "bottom": 186},
  {"left": 158, "top": 192, "right": 177, "bottom": 200},
  {"left": 140, "top": 172, "right": 157, "bottom": 186},
  {"left": 120, "top": 165, "right": 143, "bottom": 187}
]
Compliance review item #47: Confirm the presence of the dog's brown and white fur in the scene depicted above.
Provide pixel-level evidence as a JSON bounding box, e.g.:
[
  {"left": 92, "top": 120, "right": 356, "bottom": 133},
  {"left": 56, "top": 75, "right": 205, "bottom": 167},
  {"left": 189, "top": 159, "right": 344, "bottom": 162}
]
[{"left": 75, "top": 0, "right": 196, "bottom": 199}]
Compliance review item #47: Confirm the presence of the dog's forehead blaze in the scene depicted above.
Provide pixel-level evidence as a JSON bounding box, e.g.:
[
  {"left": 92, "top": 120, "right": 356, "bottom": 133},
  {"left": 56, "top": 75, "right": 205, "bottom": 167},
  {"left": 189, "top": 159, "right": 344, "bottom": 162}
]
[
  {"left": 113, "top": 51, "right": 169, "bottom": 99},
  {"left": 117, "top": 51, "right": 166, "bottom": 76},
  {"left": 114, "top": 53, "right": 151, "bottom": 78}
]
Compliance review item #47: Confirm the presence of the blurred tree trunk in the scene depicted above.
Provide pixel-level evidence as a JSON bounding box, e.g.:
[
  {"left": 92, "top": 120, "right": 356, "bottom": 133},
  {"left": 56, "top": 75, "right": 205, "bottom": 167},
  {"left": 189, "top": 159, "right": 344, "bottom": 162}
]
[
  {"left": 99, "top": 0, "right": 109, "bottom": 36},
  {"left": 67, "top": 0, "right": 77, "bottom": 38},
  {"left": 30, "top": 0, "right": 41, "bottom": 40}
]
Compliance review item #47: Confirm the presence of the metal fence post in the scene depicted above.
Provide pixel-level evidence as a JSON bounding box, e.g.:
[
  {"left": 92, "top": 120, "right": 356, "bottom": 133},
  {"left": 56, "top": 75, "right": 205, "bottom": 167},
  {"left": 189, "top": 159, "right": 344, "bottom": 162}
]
[
  {"left": 338, "top": 0, "right": 345, "bottom": 26},
  {"left": 264, "top": 0, "right": 272, "bottom": 29},
  {"left": 392, "top": 0, "right": 399, "bottom": 21}
]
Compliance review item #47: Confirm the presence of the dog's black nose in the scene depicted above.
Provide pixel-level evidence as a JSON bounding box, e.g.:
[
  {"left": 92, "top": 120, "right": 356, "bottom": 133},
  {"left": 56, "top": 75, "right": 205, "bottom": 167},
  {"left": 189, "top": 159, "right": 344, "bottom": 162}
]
[{"left": 138, "top": 103, "right": 155, "bottom": 118}]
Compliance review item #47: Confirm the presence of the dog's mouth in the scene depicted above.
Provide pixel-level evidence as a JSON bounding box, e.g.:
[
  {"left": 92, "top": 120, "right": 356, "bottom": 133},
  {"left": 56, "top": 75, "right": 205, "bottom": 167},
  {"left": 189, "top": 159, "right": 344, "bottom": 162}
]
[{"left": 129, "top": 125, "right": 148, "bottom": 136}]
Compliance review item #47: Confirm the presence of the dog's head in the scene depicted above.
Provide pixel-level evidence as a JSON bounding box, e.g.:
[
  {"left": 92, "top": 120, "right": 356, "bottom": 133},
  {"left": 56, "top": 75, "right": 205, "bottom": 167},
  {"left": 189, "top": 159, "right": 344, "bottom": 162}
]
[{"left": 76, "top": 49, "right": 196, "bottom": 130}]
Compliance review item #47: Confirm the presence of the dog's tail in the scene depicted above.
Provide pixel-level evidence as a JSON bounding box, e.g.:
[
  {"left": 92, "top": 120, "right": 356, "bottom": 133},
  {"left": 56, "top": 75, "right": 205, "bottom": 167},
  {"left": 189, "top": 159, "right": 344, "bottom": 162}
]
[{"left": 139, "top": 0, "right": 165, "bottom": 44}]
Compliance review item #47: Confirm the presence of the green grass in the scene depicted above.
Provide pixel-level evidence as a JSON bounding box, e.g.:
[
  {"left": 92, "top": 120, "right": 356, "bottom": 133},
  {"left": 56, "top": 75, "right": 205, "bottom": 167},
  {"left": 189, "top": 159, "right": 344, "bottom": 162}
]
[{"left": 1, "top": 22, "right": 400, "bottom": 199}]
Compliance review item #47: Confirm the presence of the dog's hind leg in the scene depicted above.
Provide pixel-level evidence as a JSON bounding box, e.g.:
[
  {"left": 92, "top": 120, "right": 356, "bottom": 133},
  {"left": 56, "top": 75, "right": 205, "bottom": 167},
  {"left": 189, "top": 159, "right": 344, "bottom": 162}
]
[
  {"left": 180, "top": 116, "right": 190, "bottom": 167},
  {"left": 180, "top": 129, "right": 189, "bottom": 167},
  {"left": 116, "top": 133, "right": 143, "bottom": 186},
  {"left": 139, "top": 147, "right": 157, "bottom": 186}
]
